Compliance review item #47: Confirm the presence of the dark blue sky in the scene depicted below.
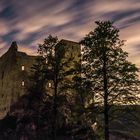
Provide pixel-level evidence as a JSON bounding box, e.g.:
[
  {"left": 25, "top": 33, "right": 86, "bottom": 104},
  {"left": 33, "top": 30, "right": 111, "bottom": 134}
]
[{"left": 0, "top": 0, "right": 140, "bottom": 72}]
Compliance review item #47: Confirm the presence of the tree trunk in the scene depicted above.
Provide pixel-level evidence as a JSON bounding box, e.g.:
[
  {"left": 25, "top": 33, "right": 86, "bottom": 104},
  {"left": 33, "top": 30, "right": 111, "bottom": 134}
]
[
  {"left": 52, "top": 77, "right": 58, "bottom": 140},
  {"left": 103, "top": 49, "right": 109, "bottom": 140}
]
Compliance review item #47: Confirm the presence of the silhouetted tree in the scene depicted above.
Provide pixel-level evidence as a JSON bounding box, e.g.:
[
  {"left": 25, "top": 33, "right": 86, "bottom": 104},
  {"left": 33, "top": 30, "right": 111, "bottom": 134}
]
[
  {"left": 80, "top": 21, "right": 140, "bottom": 140},
  {"left": 28, "top": 56, "right": 47, "bottom": 101},
  {"left": 38, "top": 35, "right": 75, "bottom": 140},
  {"left": 72, "top": 62, "right": 97, "bottom": 140}
]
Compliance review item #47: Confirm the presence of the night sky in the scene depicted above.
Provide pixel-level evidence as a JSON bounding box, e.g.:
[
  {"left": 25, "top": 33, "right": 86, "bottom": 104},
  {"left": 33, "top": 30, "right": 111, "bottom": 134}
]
[{"left": 0, "top": 0, "right": 140, "bottom": 74}]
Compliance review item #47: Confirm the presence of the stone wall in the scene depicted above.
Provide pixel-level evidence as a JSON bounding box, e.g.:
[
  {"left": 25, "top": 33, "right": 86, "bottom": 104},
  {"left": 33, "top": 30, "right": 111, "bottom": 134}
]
[
  {"left": 0, "top": 42, "right": 37, "bottom": 119},
  {"left": 0, "top": 40, "right": 81, "bottom": 119}
]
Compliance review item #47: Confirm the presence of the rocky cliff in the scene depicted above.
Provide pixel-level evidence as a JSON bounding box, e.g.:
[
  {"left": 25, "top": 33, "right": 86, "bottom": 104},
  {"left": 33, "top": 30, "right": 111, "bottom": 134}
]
[{"left": 0, "top": 42, "right": 37, "bottom": 119}]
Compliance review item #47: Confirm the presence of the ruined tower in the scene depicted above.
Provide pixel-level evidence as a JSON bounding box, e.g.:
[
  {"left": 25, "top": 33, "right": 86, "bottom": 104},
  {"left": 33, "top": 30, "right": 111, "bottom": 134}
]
[
  {"left": 0, "top": 42, "right": 37, "bottom": 119},
  {"left": 0, "top": 40, "right": 80, "bottom": 119}
]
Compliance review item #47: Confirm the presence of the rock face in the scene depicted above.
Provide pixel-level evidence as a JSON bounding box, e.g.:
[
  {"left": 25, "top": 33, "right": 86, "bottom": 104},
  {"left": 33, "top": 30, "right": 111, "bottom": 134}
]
[
  {"left": 0, "top": 42, "right": 37, "bottom": 119},
  {"left": 0, "top": 40, "right": 81, "bottom": 119}
]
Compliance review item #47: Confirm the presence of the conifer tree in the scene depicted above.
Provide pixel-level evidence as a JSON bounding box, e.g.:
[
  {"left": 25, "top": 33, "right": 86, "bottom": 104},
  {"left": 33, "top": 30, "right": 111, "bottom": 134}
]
[
  {"left": 38, "top": 35, "right": 75, "bottom": 139},
  {"left": 80, "top": 21, "right": 140, "bottom": 140}
]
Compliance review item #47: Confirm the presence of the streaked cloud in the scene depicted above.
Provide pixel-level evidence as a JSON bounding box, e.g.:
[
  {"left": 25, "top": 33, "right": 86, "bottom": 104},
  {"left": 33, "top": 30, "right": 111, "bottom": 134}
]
[{"left": 0, "top": 0, "right": 139, "bottom": 76}]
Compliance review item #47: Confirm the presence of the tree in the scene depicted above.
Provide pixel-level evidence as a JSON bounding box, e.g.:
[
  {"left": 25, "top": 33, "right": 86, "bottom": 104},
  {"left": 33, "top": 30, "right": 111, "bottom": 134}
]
[
  {"left": 28, "top": 56, "right": 47, "bottom": 101},
  {"left": 80, "top": 21, "right": 140, "bottom": 140},
  {"left": 38, "top": 35, "right": 76, "bottom": 140},
  {"left": 72, "top": 62, "right": 97, "bottom": 140}
]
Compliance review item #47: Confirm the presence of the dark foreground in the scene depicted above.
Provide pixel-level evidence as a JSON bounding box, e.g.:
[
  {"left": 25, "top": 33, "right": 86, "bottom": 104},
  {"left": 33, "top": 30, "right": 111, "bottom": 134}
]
[{"left": 0, "top": 94, "right": 140, "bottom": 140}]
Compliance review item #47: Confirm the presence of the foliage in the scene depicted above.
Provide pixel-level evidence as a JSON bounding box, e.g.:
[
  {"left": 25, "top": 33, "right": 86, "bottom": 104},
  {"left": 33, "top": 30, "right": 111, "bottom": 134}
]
[
  {"left": 80, "top": 21, "right": 140, "bottom": 140},
  {"left": 0, "top": 22, "right": 139, "bottom": 140}
]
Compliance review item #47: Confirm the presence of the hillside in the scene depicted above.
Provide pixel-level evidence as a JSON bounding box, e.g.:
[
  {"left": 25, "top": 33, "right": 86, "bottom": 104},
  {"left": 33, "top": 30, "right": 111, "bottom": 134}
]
[{"left": 0, "top": 93, "right": 139, "bottom": 140}]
